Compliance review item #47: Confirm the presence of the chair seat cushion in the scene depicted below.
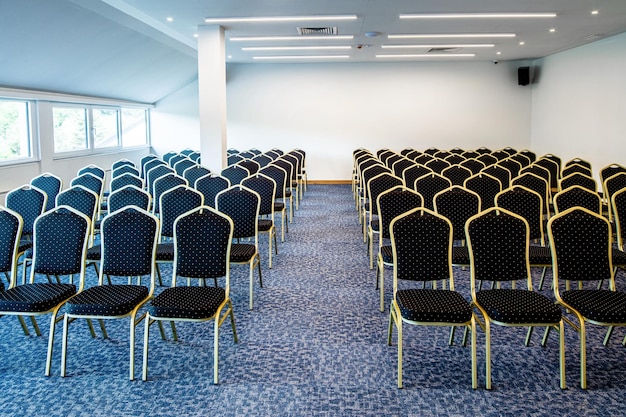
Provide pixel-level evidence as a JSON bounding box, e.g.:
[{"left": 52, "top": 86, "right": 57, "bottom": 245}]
[
  {"left": 562, "top": 289, "right": 626, "bottom": 323},
  {"left": 148, "top": 286, "right": 226, "bottom": 319},
  {"left": 86, "top": 245, "right": 101, "bottom": 261},
  {"left": 258, "top": 219, "right": 273, "bottom": 232},
  {"left": 156, "top": 243, "right": 174, "bottom": 262},
  {"left": 476, "top": 289, "right": 561, "bottom": 324},
  {"left": 380, "top": 245, "right": 393, "bottom": 264},
  {"left": 397, "top": 289, "right": 472, "bottom": 323},
  {"left": 0, "top": 283, "right": 76, "bottom": 312},
  {"left": 370, "top": 219, "right": 379, "bottom": 232},
  {"left": 65, "top": 285, "right": 149, "bottom": 316},
  {"left": 529, "top": 245, "right": 552, "bottom": 266},
  {"left": 230, "top": 244, "right": 256, "bottom": 263},
  {"left": 274, "top": 202, "right": 285, "bottom": 212},
  {"left": 451, "top": 246, "right": 470, "bottom": 266}
]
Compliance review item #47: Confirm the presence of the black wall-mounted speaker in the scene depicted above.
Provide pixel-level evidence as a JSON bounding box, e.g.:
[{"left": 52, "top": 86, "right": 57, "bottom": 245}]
[{"left": 518, "top": 66, "right": 531, "bottom": 86}]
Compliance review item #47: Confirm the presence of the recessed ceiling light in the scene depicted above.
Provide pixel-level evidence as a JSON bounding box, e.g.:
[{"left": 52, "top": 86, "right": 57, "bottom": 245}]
[
  {"left": 399, "top": 12, "right": 556, "bottom": 19},
  {"left": 253, "top": 55, "right": 351, "bottom": 60},
  {"left": 382, "top": 44, "right": 494, "bottom": 49},
  {"left": 591, "top": 10, "right": 599, "bottom": 15},
  {"left": 519, "top": 41, "right": 525, "bottom": 45},
  {"left": 549, "top": 28, "right": 556, "bottom": 33},
  {"left": 376, "top": 53, "right": 475, "bottom": 58},
  {"left": 230, "top": 35, "right": 354, "bottom": 41},
  {"left": 242, "top": 46, "right": 352, "bottom": 51},
  {"left": 496, "top": 51, "right": 502, "bottom": 55},
  {"left": 388, "top": 33, "right": 515, "bottom": 39},
  {"left": 193, "top": 33, "right": 199, "bottom": 38},
  {"left": 166, "top": 16, "right": 174, "bottom": 22},
  {"left": 205, "top": 15, "right": 357, "bottom": 24}
]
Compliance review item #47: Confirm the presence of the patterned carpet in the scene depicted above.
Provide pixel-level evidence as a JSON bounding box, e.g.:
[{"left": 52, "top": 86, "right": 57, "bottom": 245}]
[{"left": 1, "top": 184, "right": 626, "bottom": 416}]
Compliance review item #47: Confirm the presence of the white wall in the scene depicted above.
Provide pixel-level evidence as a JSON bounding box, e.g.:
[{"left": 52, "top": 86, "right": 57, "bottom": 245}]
[{"left": 530, "top": 32, "right": 626, "bottom": 180}]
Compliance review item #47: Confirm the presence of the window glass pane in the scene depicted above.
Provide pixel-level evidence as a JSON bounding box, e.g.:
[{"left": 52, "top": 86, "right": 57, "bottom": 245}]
[
  {"left": 0, "top": 100, "right": 31, "bottom": 161},
  {"left": 93, "top": 107, "right": 119, "bottom": 148},
  {"left": 121, "top": 108, "right": 148, "bottom": 147},
  {"left": 53, "top": 106, "right": 88, "bottom": 152}
]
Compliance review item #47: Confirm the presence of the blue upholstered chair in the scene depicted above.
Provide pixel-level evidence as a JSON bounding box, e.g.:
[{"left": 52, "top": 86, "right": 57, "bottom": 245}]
[
  {"left": 60, "top": 206, "right": 159, "bottom": 380},
  {"left": 142, "top": 206, "right": 238, "bottom": 384},
  {"left": 387, "top": 208, "right": 476, "bottom": 389},
  {"left": 152, "top": 174, "right": 188, "bottom": 215},
  {"left": 145, "top": 164, "right": 174, "bottom": 197},
  {"left": 78, "top": 164, "right": 105, "bottom": 180},
  {"left": 259, "top": 164, "right": 289, "bottom": 233},
  {"left": 237, "top": 159, "right": 260, "bottom": 176},
  {"left": 221, "top": 164, "right": 250, "bottom": 186},
  {"left": 30, "top": 173, "right": 63, "bottom": 212},
  {"left": 111, "top": 165, "right": 140, "bottom": 179},
  {"left": 110, "top": 173, "right": 144, "bottom": 194},
  {"left": 242, "top": 174, "right": 278, "bottom": 269},
  {"left": 183, "top": 166, "right": 211, "bottom": 188},
  {"left": 0, "top": 206, "right": 22, "bottom": 291},
  {"left": 173, "top": 158, "right": 196, "bottom": 177},
  {"left": 194, "top": 174, "right": 230, "bottom": 209},
  {"left": 0, "top": 206, "right": 90, "bottom": 376},
  {"left": 142, "top": 156, "right": 165, "bottom": 179},
  {"left": 108, "top": 185, "right": 151, "bottom": 212},
  {"left": 162, "top": 151, "right": 178, "bottom": 165},
  {"left": 111, "top": 158, "right": 135, "bottom": 171},
  {"left": 216, "top": 185, "right": 261, "bottom": 310}
]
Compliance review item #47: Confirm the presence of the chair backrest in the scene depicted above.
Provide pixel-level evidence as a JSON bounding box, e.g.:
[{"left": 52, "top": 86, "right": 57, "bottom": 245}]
[
  {"left": 249, "top": 148, "right": 263, "bottom": 156},
  {"left": 603, "top": 172, "right": 626, "bottom": 221},
  {"left": 490, "top": 150, "right": 509, "bottom": 161},
  {"left": 385, "top": 154, "right": 403, "bottom": 170},
  {"left": 391, "top": 158, "right": 414, "bottom": 178},
  {"left": 476, "top": 153, "right": 497, "bottom": 167},
  {"left": 30, "top": 206, "right": 90, "bottom": 287},
  {"left": 241, "top": 174, "right": 276, "bottom": 217},
  {"left": 180, "top": 148, "right": 195, "bottom": 157},
  {"left": 495, "top": 185, "right": 544, "bottom": 244},
  {"left": 140, "top": 154, "right": 159, "bottom": 175},
  {"left": 238, "top": 159, "right": 260, "bottom": 175},
  {"left": 553, "top": 185, "right": 602, "bottom": 214},
  {"left": 111, "top": 159, "right": 135, "bottom": 171},
  {"left": 188, "top": 151, "right": 201, "bottom": 163},
  {"left": 30, "top": 173, "right": 62, "bottom": 211},
  {"left": 227, "top": 148, "right": 240, "bottom": 155},
  {"left": 173, "top": 206, "right": 233, "bottom": 286},
  {"left": 559, "top": 172, "right": 597, "bottom": 192},
  {"left": 463, "top": 173, "right": 501, "bottom": 210},
  {"left": 173, "top": 158, "right": 196, "bottom": 176},
  {"left": 444, "top": 154, "right": 465, "bottom": 166},
  {"left": 183, "top": 166, "right": 211, "bottom": 187},
  {"left": 146, "top": 164, "right": 175, "bottom": 196},
  {"left": 498, "top": 158, "right": 522, "bottom": 178},
  {"left": 402, "top": 164, "right": 432, "bottom": 190},
  {"left": 466, "top": 207, "right": 531, "bottom": 288},
  {"left": 565, "top": 158, "right": 592, "bottom": 170},
  {"left": 259, "top": 165, "right": 287, "bottom": 199},
  {"left": 221, "top": 164, "right": 250, "bottom": 185},
  {"left": 461, "top": 150, "right": 480, "bottom": 159},
  {"left": 153, "top": 174, "right": 189, "bottom": 214},
  {"left": 108, "top": 185, "right": 151, "bottom": 212},
  {"left": 99, "top": 207, "right": 159, "bottom": 285},
  {"left": 413, "top": 153, "right": 434, "bottom": 166},
  {"left": 425, "top": 158, "right": 451, "bottom": 174},
  {"left": 535, "top": 157, "right": 560, "bottom": 189},
  {"left": 390, "top": 208, "right": 453, "bottom": 286},
  {"left": 367, "top": 173, "right": 404, "bottom": 216},
  {"left": 548, "top": 207, "right": 613, "bottom": 290},
  {"left": 142, "top": 157, "right": 165, "bottom": 179},
  {"left": 239, "top": 151, "right": 255, "bottom": 159},
  {"left": 112, "top": 165, "right": 140, "bottom": 179},
  {"left": 70, "top": 173, "right": 103, "bottom": 200},
  {"left": 511, "top": 172, "right": 550, "bottom": 217},
  {"left": 459, "top": 158, "right": 485, "bottom": 175},
  {"left": 280, "top": 154, "right": 300, "bottom": 181},
  {"left": 194, "top": 174, "right": 230, "bottom": 208},
  {"left": 377, "top": 186, "right": 423, "bottom": 240},
  {"left": 423, "top": 147, "right": 439, "bottom": 155},
  {"left": 519, "top": 149, "right": 536, "bottom": 163},
  {"left": 5, "top": 185, "right": 47, "bottom": 236},
  {"left": 159, "top": 185, "right": 204, "bottom": 238},
  {"left": 110, "top": 173, "right": 144, "bottom": 193},
  {"left": 612, "top": 188, "right": 626, "bottom": 251},
  {"left": 434, "top": 150, "right": 452, "bottom": 160},
  {"left": 162, "top": 151, "right": 179, "bottom": 164},
  {"left": 562, "top": 163, "right": 592, "bottom": 179},
  {"left": 0, "top": 206, "right": 23, "bottom": 284},
  {"left": 482, "top": 165, "right": 511, "bottom": 189},
  {"left": 441, "top": 164, "right": 472, "bottom": 186},
  {"left": 510, "top": 153, "right": 531, "bottom": 168},
  {"left": 252, "top": 154, "right": 272, "bottom": 168},
  {"left": 264, "top": 150, "right": 280, "bottom": 160},
  {"left": 227, "top": 154, "right": 244, "bottom": 166},
  {"left": 414, "top": 173, "right": 452, "bottom": 211},
  {"left": 216, "top": 185, "right": 260, "bottom": 241},
  {"left": 168, "top": 154, "right": 186, "bottom": 169},
  {"left": 56, "top": 185, "right": 99, "bottom": 231},
  {"left": 600, "top": 163, "right": 626, "bottom": 186},
  {"left": 78, "top": 164, "right": 105, "bottom": 179},
  {"left": 434, "top": 186, "right": 481, "bottom": 242}
]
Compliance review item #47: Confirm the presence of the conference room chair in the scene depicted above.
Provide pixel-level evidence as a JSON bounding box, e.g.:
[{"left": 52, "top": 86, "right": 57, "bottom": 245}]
[
  {"left": 111, "top": 158, "right": 135, "bottom": 171},
  {"left": 194, "top": 174, "right": 230, "bottom": 209},
  {"left": 559, "top": 172, "right": 597, "bottom": 193},
  {"left": 182, "top": 165, "right": 211, "bottom": 188},
  {"left": 111, "top": 164, "right": 140, "bottom": 179},
  {"left": 221, "top": 164, "right": 250, "bottom": 186},
  {"left": 414, "top": 172, "right": 451, "bottom": 211},
  {"left": 152, "top": 174, "right": 188, "bottom": 215},
  {"left": 259, "top": 165, "right": 289, "bottom": 240},
  {"left": 30, "top": 173, "right": 62, "bottom": 212},
  {"left": 463, "top": 173, "right": 501, "bottom": 210},
  {"left": 365, "top": 172, "right": 404, "bottom": 257},
  {"left": 242, "top": 174, "right": 278, "bottom": 269}
]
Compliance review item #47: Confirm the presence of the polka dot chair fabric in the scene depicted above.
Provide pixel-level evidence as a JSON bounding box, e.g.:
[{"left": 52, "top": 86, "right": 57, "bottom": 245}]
[
  {"left": 559, "top": 172, "right": 597, "bottom": 193},
  {"left": 467, "top": 207, "right": 565, "bottom": 390},
  {"left": 459, "top": 158, "right": 486, "bottom": 175},
  {"left": 548, "top": 207, "right": 626, "bottom": 389},
  {"left": 183, "top": 166, "right": 211, "bottom": 188},
  {"left": 512, "top": 173, "right": 551, "bottom": 217},
  {"left": 173, "top": 158, "right": 196, "bottom": 177},
  {"left": 152, "top": 174, "right": 188, "bottom": 215},
  {"left": 402, "top": 165, "right": 432, "bottom": 190},
  {"left": 111, "top": 159, "right": 135, "bottom": 171},
  {"left": 388, "top": 208, "right": 476, "bottom": 389},
  {"left": 30, "top": 173, "right": 62, "bottom": 212},
  {"left": 553, "top": 185, "right": 602, "bottom": 215},
  {"left": 242, "top": 174, "right": 277, "bottom": 268},
  {"left": 434, "top": 186, "right": 481, "bottom": 242},
  {"left": 70, "top": 173, "right": 103, "bottom": 200},
  {"left": 146, "top": 164, "right": 174, "bottom": 196},
  {"left": 111, "top": 165, "right": 140, "bottom": 179},
  {"left": 495, "top": 186, "right": 544, "bottom": 243},
  {"left": 5, "top": 185, "right": 47, "bottom": 237},
  {"left": 194, "top": 175, "right": 230, "bottom": 209},
  {"left": 0, "top": 207, "right": 23, "bottom": 291},
  {"left": 159, "top": 186, "right": 204, "bottom": 239},
  {"left": 238, "top": 159, "right": 260, "bottom": 176},
  {"left": 61, "top": 206, "right": 158, "bottom": 381},
  {"left": 414, "top": 173, "right": 451, "bottom": 211},
  {"left": 562, "top": 163, "right": 592, "bottom": 178},
  {"left": 143, "top": 206, "right": 238, "bottom": 384},
  {"left": 221, "top": 165, "right": 250, "bottom": 186},
  {"left": 464, "top": 173, "right": 501, "bottom": 210},
  {"left": 482, "top": 165, "right": 511, "bottom": 190},
  {"left": 425, "top": 158, "right": 451, "bottom": 175},
  {"left": 108, "top": 186, "right": 151, "bottom": 212},
  {"left": 110, "top": 173, "right": 144, "bottom": 193},
  {"left": 78, "top": 165, "right": 105, "bottom": 180},
  {"left": 441, "top": 165, "right": 473, "bottom": 186},
  {"left": 613, "top": 188, "right": 626, "bottom": 251}
]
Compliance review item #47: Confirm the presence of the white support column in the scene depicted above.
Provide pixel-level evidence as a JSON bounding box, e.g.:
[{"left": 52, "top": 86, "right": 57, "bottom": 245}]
[{"left": 197, "top": 25, "right": 227, "bottom": 172}]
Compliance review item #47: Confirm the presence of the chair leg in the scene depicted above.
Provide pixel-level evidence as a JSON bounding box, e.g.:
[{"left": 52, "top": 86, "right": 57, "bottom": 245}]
[
  {"left": 579, "top": 318, "right": 587, "bottom": 389},
  {"left": 379, "top": 263, "right": 385, "bottom": 313},
  {"left": 17, "top": 316, "right": 30, "bottom": 336},
  {"left": 525, "top": 326, "right": 534, "bottom": 346},
  {"left": 603, "top": 326, "right": 614, "bottom": 346},
  {"left": 129, "top": 315, "right": 136, "bottom": 380},
  {"left": 45, "top": 310, "right": 61, "bottom": 377},
  {"left": 559, "top": 321, "right": 566, "bottom": 389},
  {"left": 485, "top": 319, "right": 492, "bottom": 390},
  {"left": 397, "top": 311, "right": 403, "bottom": 389},
  {"left": 249, "top": 262, "right": 254, "bottom": 310},
  {"left": 538, "top": 267, "right": 548, "bottom": 290},
  {"left": 171, "top": 320, "right": 178, "bottom": 341},
  {"left": 470, "top": 319, "right": 477, "bottom": 389},
  {"left": 142, "top": 315, "right": 150, "bottom": 381},
  {"left": 214, "top": 313, "right": 220, "bottom": 385},
  {"left": 60, "top": 314, "right": 70, "bottom": 377}
]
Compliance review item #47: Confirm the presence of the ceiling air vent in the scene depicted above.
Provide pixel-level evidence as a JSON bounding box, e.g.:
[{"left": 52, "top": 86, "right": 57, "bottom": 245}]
[
  {"left": 297, "top": 27, "right": 338, "bottom": 35},
  {"left": 428, "top": 47, "right": 461, "bottom": 53}
]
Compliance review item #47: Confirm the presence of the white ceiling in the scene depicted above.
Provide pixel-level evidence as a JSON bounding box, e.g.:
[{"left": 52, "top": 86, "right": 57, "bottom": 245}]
[{"left": 1, "top": 0, "right": 626, "bottom": 103}]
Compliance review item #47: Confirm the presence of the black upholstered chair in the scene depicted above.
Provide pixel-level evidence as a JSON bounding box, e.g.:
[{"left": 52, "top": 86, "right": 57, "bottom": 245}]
[
  {"left": 194, "top": 174, "right": 230, "bottom": 209},
  {"left": 259, "top": 165, "right": 289, "bottom": 239},
  {"left": 414, "top": 173, "right": 451, "bottom": 211},
  {"left": 600, "top": 163, "right": 626, "bottom": 193},
  {"left": 0, "top": 206, "right": 22, "bottom": 290},
  {"left": 425, "top": 158, "right": 451, "bottom": 174},
  {"left": 613, "top": 188, "right": 626, "bottom": 251},
  {"left": 402, "top": 164, "right": 432, "bottom": 190},
  {"left": 30, "top": 173, "right": 63, "bottom": 212},
  {"left": 553, "top": 185, "right": 602, "bottom": 215},
  {"left": 391, "top": 158, "right": 415, "bottom": 179},
  {"left": 482, "top": 164, "right": 511, "bottom": 190},
  {"left": 0, "top": 206, "right": 90, "bottom": 376},
  {"left": 216, "top": 185, "right": 262, "bottom": 310},
  {"left": 252, "top": 154, "right": 272, "bottom": 169},
  {"left": 535, "top": 157, "right": 560, "bottom": 191},
  {"left": 603, "top": 172, "right": 626, "bottom": 222},
  {"left": 238, "top": 159, "right": 261, "bottom": 176},
  {"left": 441, "top": 164, "right": 472, "bottom": 186},
  {"left": 60, "top": 206, "right": 159, "bottom": 380},
  {"left": 559, "top": 172, "right": 597, "bottom": 193},
  {"left": 548, "top": 207, "right": 626, "bottom": 389},
  {"left": 564, "top": 157, "right": 592, "bottom": 170},
  {"left": 242, "top": 174, "right": 278, "bottom": 268},
  {"left": 359, "top": 164, "right": 392, "bottom": 233},
  {"left": 510, "top": 152, "right": 532, "bottom": 168},
  {"left": 375, "top": 186, "right": 423, "bottom": 312},
  {"left": 512, "top": 172, "right": 551, "bottom": 218},
  {"left": 365, "top": 172, "right": 404, "bottom": 254},
  {"left": 459, "top": 158, "right": 485, "bottom": 175},
  {"left": 142, "top": 206, "right": 238, "bottom": 384},
  {"left": 476, "top": 153, "right": 497, "bottom": 167},
  {"left": 387, "top": 208, "right": 476, "bottom": 389},
  {"left": 466, "top": 207, "right": 565, "bottom": 390},
  {"left": 444, "top": 154, "right": 465, "bottom": 166},
  {"left": 463, "top": 173, "right": 501, "bottom": 210},
  {"left": 152, "top": 174, "right": 188, "bottom": 215},
  {"left": 562, "top": 163, "right": 592, "bottom": 179},
  {"left": 498, "top": 158, "right": 522, "bottom": 178},
  {"left": 227, "top": 153, "right": 244, "bottom": 166}
]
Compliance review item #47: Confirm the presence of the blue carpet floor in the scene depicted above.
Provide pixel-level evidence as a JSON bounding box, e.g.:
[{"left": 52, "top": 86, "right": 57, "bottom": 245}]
[{"left": 1, "top": 184, "right": 626, "bottom": 416}]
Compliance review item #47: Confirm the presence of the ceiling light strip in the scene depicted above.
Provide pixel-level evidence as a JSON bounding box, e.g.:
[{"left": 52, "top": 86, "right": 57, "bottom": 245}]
[
  {"left": 253, "top": 55, "right": 350, "bottom": 60},
  {"left": 231, "top": 35, "right": 354, "bottom": 41},
  {"left": 205, "top": 15, "right": 357, "bottom": 23},
  {"left": 243, "top": 46, "right": 352, "bottom": 51},
  {"left": 376, "top": 53, "right": 475, "bottom": 58},
  {"left": 388, "top": 33, "right": 515, "bottom": 39},
  {"left": 399, "top": 13, "right": 556, "bottom": 19},
  {"left": 382, "top": 44, "right": 494, "bottom": 48}
]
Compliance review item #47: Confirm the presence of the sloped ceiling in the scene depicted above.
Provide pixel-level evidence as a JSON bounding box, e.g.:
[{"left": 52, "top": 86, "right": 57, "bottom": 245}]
[{"left": 0, "top": 0, "right": 198, "bottom": 103}]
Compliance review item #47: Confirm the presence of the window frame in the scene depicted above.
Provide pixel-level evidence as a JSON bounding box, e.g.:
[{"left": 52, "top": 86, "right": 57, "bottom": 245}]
[{"left": 0, "top": 97, "right": 37, "bottom": 167}]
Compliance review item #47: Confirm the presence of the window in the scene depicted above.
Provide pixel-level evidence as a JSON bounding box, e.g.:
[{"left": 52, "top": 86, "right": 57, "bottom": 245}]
[
  {"left": 0, "top": 99, "right": 32, "bottom": 162},
  {"left": 53, "top": 106, "right": 88, "bottom": 152},
  {"left": 93, "top": 107, "right": 120, "bottom": 149},
  {"left": 121, "top": 107, "right": 148, "bottom": 147}
]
